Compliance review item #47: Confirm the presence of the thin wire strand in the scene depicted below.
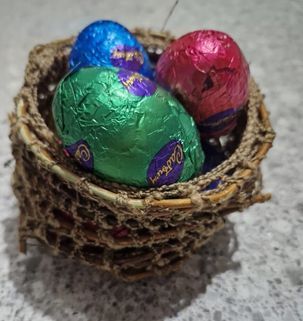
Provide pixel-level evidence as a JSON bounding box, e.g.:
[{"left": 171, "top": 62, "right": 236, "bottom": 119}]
[{"left": 161, "top": 0, "right": 179, "bottom": 32}]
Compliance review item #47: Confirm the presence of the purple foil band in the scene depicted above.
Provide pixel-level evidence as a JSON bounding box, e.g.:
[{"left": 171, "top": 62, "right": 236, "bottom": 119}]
[
  {"left": 64, "top": 139, "right": 94, "bottom": 171},
  {"left": 110, "top": 45, "right": 144, "bottom": 71},
  {"left": 118, "top": 69, "right": 157, "bottom": 97},
  {"left": 147, "top": 140, "right": 184, "bottom": 186},
  {"left": 199, "top": 107, "right": 240, "bottom": 134}
]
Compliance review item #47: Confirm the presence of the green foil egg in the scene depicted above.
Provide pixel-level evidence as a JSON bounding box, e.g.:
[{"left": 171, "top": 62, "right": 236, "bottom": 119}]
[{"left": 52, "top": 66, "right": 204, "bottom": 187}]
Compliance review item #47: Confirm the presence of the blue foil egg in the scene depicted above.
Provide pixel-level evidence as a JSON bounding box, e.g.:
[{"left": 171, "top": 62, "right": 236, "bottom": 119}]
[{"left": 69, "top": 20, "right": 154, "bottom": 79}]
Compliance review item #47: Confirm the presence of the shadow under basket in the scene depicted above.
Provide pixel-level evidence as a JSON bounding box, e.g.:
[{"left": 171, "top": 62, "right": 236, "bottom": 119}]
[{"left": 9, "top": 29, "right": 275, "bottom": 282}]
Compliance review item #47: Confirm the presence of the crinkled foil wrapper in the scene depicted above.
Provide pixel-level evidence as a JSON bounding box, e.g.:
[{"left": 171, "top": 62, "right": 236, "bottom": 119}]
[
  {"left": 52, "top": 66, "right": 204, "bottom": 187},
  {"left": 156, "top": 30, "right": 250, "bottom": 138},
  {"left": 69, "top": 20, "right": 154, "bottom": 79}
]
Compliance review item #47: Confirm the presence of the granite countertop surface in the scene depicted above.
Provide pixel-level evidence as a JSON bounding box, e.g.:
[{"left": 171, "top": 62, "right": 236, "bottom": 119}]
[{"left": 0, "top": 0, "right": 302, "bottom": 320}]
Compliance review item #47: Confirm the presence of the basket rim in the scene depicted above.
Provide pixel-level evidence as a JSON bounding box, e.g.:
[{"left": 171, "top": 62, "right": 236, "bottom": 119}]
[
  {"left": 12, "top": 31, "right": 275, "bottom": 210},
  {"left": 15, "top": 96, "right": 273, "bottom": 210}
]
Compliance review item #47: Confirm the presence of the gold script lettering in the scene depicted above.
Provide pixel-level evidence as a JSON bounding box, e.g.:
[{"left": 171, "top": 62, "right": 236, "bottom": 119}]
[
  {"left": 112, "top": 49, "right": 144, "bottom": 64},
  {"left": 121, "top": 73, "right": 144, "bottom": 89},
  {"left": 74, "top": 144, "right": 90, "bottom": 162},
  {"left": 149, "top": 144, "right": 183, "bottom": 185}
]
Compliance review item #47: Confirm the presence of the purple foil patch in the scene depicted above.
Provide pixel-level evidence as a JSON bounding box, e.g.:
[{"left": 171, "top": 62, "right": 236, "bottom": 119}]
[
  {"left": 64, "top": 139, "right": 94, "bottom": 171},
  {"left": 118, "top": 69, "right": 157, "bottom": 97},
  {"left": 110, "top": 45, "right": 144, "bottom": 71},
  {"left": 147, "top": 140, "right": 184, "bottom": 187},
  {"left": 205, "top": 178, "right": 221, "bottom": 191},
  {"left": 198, "top": 107, "right": 240, "bottom": 135}
]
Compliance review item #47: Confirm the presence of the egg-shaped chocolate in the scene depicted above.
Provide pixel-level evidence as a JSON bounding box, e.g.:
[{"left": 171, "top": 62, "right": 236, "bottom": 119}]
[
  {"left": 52, "top": 66, "right": 204, "bottom": 187},
  {"left": 156, "top": 30, "right": 250, "bottom": 138},
  {"left": 69, "top": 20, "right": 154, "bottom": 79}
]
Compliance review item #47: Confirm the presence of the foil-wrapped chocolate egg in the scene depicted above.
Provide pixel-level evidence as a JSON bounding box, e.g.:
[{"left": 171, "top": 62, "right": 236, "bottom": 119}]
[
  {"left": 52, "top": 66, "right": 204, "bottom": 187},
  {"left": 69, "top": 20, "right": 154, "bottom": 79},
  {"left": 156, "top": 30, "right": 250, "bottom": 138}
]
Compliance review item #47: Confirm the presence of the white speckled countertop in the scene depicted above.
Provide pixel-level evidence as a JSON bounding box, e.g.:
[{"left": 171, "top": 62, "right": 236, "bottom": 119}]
[{"left": 0, "top": 0, "right": 303, "bottom": 320}]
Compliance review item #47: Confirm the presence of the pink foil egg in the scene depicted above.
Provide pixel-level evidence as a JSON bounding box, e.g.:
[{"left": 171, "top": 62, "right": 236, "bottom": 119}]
[{"left": 156, "top": 30, "right": 250, "bottom": 138}]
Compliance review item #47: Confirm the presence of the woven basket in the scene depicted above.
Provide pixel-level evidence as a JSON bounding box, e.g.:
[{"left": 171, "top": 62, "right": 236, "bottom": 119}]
[{"left": 9, "top": 29, "right": 275, "bottom": 282}]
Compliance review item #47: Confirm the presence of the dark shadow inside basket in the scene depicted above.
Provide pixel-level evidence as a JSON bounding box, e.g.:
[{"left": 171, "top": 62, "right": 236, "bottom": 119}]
[
  {"left": 36, "top": 52, "right": 70, "bottom": 133},
  {"left": 35, "top": 42, "right": 248, "bottom": 183}
]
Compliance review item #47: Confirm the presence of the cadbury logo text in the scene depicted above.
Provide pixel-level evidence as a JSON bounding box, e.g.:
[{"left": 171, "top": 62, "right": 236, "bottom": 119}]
[
  {"left": 112, "top": 49, "right": 144, "bottom": 64},
  {"left": 75, "top": 144, "right": 91, "bottom": 162},
  {"left": 149, "top": 144, "right": 183, "bottom": 185},
  {"left": 121, "top": 73, "right": 144, "bottom": 89}
]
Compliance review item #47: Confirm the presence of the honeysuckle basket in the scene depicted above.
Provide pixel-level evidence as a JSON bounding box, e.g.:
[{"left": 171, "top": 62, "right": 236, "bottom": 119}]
[{"left": 9, "top": 28, "right": 275, "bottom": 282}]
